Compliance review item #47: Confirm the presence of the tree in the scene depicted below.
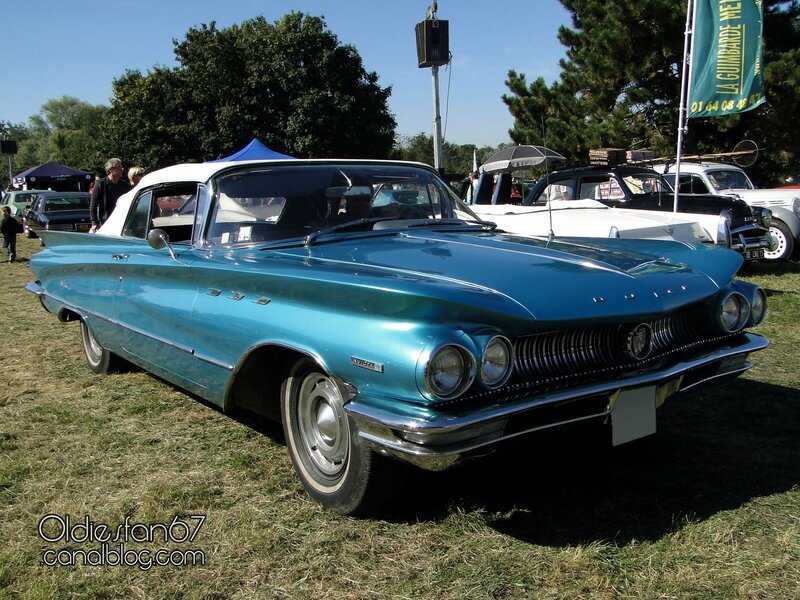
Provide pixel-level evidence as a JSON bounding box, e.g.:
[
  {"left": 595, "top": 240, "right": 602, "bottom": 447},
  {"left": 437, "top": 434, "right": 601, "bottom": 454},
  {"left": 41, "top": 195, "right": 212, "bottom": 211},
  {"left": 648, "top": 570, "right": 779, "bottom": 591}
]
[
  {"left": 100, "top": 12, "right": 396, "bottom": 168},
  {"left": 2, "top": 98, "right": 108, "bottom": 180},
  {"left": 503, "top": 0, "right": 800, "bottom": 184},
  {"left": 1, "top": 121, "right": 30, "bottom": 188},
  {"left": 391, "top": 133, "right": 498, "bottom": 179}
]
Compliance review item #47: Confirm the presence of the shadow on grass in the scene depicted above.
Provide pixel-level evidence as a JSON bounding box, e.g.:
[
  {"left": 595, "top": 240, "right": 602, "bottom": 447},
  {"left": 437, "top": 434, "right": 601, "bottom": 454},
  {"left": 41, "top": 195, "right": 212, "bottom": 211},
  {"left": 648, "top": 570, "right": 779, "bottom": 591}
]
[
  {"left": 739, "top": 257, "right": 800, "bottom": 276},
  {"left": 387, "top": 378, "right": 800, "bottom": 544},
  {"left": 152, "top": 365, "right": 798, "bottom": 543}
]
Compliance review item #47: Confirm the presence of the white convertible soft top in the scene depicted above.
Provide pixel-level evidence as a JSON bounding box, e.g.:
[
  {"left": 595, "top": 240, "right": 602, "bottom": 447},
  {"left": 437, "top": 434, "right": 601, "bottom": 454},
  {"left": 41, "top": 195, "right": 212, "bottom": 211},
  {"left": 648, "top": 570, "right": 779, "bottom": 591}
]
[
  {"left": 98, "top": 160, "right": 253, "bottom": 236},
  {"left": 97, "top": 158, "right": 423, "bottom": 236}
]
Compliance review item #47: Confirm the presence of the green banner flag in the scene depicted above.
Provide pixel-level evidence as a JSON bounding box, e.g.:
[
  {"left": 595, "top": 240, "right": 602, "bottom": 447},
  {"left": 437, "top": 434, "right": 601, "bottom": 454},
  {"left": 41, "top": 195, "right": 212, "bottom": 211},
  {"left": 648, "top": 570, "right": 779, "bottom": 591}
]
[{"left": 688, "top": 0, "right": 765, "bottom": 118}]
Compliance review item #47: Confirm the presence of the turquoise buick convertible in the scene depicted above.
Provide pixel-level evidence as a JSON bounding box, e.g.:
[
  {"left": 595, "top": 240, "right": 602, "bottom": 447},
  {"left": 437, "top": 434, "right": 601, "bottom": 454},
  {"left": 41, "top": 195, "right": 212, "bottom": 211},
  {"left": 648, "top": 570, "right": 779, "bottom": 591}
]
[{"left": 27, "top": 159, "right": 768, "bottom": 515}]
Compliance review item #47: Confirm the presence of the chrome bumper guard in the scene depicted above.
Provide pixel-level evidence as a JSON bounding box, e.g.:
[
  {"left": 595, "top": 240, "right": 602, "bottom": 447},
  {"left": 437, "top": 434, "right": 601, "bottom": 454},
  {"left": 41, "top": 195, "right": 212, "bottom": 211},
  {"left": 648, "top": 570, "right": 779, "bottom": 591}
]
[
  {"left": 345, "top": 333, "right": 768, "bottom": 471},
  {"left": 729, "top": 229, "right": 775, "bottom": 256}
]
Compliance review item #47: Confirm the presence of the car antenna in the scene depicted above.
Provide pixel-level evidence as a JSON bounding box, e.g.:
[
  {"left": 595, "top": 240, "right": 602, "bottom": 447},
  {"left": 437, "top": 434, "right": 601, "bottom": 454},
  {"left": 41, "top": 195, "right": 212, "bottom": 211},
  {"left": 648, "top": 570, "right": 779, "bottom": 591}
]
[{"left": 542, "top": 119, "right": 556, "bottom": 242}]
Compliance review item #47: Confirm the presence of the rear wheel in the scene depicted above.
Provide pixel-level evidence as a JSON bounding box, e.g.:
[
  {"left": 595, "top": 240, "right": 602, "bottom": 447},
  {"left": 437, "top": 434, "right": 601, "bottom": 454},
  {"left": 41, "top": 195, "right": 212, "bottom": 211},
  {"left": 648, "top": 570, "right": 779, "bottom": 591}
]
[
  {"left": 281, "top": 358, "right": 394, "bottom": 515},
  {"left": 79, "top": 321, "right": 124, "bottom": 374},
  {"left": 764, "top": 220, "right": 794, "bottom": 262}
]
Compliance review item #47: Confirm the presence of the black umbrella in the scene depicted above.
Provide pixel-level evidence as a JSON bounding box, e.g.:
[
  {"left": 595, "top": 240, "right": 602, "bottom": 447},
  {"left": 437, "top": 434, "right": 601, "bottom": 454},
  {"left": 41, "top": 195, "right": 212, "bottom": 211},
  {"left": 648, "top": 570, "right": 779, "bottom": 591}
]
[{"left": 480, "top": 145, "right": 566, "bottom": 173}]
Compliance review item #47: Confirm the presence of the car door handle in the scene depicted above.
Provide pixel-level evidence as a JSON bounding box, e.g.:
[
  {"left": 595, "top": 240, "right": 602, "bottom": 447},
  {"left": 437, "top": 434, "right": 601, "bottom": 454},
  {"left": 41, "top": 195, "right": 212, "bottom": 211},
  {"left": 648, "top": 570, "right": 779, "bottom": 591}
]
[{"left": 112, "top": 253, "right": 130, "bottom": 261}]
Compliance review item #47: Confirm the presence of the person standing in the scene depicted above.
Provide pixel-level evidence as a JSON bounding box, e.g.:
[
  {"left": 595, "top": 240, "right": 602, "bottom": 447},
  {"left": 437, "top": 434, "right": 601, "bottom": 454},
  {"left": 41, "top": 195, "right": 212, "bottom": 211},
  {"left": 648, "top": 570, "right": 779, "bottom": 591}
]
[
  {"left": 127, "top": 166, "right": 145, "bottom": 187},
  {"left": 90, "top": 158, "right": 131, "bottom": 232},
  {"left": 466, "top": 171, "right": 480, "bottom": 203},
  {"left": 1, "top": 206, "right": 21, "bottom": 262}
]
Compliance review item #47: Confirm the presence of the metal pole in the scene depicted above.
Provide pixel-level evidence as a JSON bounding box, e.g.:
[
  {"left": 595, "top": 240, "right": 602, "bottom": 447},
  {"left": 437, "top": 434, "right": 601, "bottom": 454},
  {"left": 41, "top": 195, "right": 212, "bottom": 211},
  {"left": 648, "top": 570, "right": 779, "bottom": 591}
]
[
  {"left": 674, "top": 0, "right": 695, "bottom": 212},
  {"left": 431, "top": 65, "right": 443, "bottom": 171},
  {"left": 7, "top": 155, "right": 12, "bottom": 189}
]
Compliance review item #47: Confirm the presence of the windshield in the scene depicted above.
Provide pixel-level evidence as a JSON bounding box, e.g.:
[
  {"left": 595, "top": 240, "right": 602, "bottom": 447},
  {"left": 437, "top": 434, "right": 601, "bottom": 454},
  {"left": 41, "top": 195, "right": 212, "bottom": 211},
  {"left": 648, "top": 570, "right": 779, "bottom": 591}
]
[
  {"left": 42, "top": 195, "right": 90, "bottom": 211},
  {"left": 706, "top": 169, "right": 754, "bottom": 191},
  {"left": 622, "top": 172, "right": 671, "bottom": 194},
  {"left": 206, "top": 163, "right": 481, "bottom": 246}
]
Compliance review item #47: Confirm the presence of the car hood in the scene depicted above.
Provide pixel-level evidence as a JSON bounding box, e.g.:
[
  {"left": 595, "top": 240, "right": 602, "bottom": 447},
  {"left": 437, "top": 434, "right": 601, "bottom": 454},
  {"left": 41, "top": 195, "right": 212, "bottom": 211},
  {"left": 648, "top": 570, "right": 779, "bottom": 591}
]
[
  {"left": 471, "top": 203, "right": 713, "bottom": 243},
  {"left": 265, "top": 230, "right": 740, "bottom": 322},
  {"left": 719, "top": 188, "right": 799, "bottom": 204},
  {"left": 633, "top": 191, "right": 752, "bottom": 213}
]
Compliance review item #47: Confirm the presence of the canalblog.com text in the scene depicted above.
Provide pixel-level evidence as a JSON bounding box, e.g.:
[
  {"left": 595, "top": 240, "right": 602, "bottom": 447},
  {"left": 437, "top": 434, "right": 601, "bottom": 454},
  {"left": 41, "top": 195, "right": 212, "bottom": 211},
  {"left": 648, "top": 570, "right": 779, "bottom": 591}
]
[{"left": 37, "top": 514, "right": 206, "bottom": 571}]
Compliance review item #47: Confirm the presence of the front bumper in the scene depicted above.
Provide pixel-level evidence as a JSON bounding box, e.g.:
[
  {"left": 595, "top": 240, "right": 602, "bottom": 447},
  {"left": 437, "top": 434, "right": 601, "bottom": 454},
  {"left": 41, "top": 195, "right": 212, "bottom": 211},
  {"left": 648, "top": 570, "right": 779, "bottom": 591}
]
[
  {"left": 730, "top": 227, "right": 775, "bottom": 260},
  {"left": 345, "top": 333, "right": 768, "bottom": 471}
]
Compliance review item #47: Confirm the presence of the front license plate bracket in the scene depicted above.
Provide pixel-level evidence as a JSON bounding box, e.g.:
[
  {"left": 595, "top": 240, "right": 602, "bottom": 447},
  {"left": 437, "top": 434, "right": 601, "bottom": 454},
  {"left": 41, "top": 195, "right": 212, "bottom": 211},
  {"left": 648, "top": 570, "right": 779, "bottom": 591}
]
[
  {"left": 746, "top": 248, "right": 765, "bottom": 260},
  {"left": 611, "top": 385, "right": 656, "bottom": 446}
]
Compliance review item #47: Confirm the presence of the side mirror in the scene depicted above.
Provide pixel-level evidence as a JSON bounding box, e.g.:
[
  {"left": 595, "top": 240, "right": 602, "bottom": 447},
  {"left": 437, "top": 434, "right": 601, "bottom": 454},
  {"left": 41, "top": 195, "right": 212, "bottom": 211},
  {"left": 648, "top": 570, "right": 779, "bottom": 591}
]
[
  {"left": 147, "top": 228, "right": 177, "bottom": 260},
  {"left": 147, "top": 228, "right": 169, "bottom": 249}
]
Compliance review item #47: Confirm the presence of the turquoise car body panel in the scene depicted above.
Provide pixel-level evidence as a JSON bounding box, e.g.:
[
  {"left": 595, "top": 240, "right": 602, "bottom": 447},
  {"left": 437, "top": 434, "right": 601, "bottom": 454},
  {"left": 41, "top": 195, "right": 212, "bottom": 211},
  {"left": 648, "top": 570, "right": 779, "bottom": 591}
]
[{"left": 34, "top": 227, "right": 742, "bottom": 408}]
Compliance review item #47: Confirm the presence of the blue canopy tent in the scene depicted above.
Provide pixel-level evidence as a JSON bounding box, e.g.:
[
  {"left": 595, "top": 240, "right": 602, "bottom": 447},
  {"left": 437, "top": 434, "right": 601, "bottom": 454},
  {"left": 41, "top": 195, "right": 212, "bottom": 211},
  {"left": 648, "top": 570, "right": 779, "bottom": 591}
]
[
  {"left": 212, "top": 138, "right": 294, "bottom": 161},
  {"left": 12, "top": 160, "right": 93, "bottom": 191}
]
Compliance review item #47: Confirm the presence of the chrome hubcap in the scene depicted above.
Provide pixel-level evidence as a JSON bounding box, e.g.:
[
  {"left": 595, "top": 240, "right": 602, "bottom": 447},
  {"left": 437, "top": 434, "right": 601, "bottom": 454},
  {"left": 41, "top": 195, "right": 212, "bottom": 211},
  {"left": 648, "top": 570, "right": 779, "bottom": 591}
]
[
  {"left": 765, "top": 226, "right": 787, "bottom": 260},
  {"left": 297, "top": 374, "right": 349, "bottom": 477},
  {"left": 83, "top": 324, "right": 102, "bottom": 364}
]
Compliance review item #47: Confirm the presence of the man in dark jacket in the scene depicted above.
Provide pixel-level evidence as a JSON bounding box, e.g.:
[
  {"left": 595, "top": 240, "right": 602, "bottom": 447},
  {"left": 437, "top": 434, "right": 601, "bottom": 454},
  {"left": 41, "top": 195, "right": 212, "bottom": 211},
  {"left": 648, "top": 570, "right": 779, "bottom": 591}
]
[
  {"left": 90, "top": 158, "right": 131, "bottom": 232},
  {"left": 1, "top": 206, "right": 21, "bottom": 262}
]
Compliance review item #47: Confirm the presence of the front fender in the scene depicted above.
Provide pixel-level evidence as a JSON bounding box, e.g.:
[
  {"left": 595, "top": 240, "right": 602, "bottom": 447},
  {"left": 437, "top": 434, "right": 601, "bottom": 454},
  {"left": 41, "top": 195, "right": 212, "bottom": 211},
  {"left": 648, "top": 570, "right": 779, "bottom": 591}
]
[{"left": 767, "top": 206, "right": 800, "bottom": 239}]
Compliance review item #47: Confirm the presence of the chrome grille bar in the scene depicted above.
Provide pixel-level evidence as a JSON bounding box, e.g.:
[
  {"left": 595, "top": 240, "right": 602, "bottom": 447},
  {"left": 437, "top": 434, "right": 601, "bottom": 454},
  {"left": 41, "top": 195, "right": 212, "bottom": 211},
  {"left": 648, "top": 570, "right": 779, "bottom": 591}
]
[{"left": 512, "top": 309, "right": 698, "bottom": 383}]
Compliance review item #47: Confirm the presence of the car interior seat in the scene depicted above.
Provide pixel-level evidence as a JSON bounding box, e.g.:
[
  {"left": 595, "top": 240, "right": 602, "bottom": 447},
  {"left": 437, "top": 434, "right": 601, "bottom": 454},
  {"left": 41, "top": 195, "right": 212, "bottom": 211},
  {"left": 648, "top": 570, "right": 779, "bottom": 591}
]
[
  {"left": 492, "top": 173, "right": 513, "bottom": 205},
  {"left": 473, "top": 173, "right": 494, "bottom": 205}
]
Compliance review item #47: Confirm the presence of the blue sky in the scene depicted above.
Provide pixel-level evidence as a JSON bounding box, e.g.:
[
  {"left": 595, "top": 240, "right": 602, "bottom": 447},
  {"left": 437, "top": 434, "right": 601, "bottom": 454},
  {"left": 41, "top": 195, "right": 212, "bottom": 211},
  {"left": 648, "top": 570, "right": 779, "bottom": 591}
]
[{"left": 1, "top": 0, "right": 570, "bottom": 147}]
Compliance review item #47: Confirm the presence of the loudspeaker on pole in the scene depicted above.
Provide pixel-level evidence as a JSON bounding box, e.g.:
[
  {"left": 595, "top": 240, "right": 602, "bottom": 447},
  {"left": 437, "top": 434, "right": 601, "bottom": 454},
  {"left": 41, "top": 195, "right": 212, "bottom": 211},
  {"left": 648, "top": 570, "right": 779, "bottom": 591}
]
[{"left": 415, "top": 19, "right": 449, "bottom": 68}]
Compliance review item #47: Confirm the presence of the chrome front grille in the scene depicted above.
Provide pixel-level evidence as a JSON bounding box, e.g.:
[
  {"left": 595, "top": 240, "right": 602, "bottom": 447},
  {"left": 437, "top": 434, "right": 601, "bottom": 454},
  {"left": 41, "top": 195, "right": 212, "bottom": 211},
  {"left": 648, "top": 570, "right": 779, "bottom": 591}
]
[
  {"left": 449, "top": 305, "right": 736, "bottom": 408},
  {"left": 511, "top": 308, "right": 698, "bottom": 384}
]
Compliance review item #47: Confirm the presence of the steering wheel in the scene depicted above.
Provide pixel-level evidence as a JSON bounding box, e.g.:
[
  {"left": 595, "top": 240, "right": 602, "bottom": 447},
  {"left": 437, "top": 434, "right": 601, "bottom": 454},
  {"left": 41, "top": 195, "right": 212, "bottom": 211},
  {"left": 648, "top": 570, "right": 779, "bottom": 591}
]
[{"left": 397, "top": 205, "right": 430, "bottom": 220}]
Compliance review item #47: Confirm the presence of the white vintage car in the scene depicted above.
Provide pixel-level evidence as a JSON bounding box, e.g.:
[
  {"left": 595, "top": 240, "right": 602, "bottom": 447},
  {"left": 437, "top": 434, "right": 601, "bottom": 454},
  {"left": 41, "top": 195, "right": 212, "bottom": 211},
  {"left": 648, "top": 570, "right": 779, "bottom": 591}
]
[
  {"left": 472, "top": 199, "right": 724, "bottom": 246},
  {"left": 654, "top": 161, "right": 800, "bottom": 261}
]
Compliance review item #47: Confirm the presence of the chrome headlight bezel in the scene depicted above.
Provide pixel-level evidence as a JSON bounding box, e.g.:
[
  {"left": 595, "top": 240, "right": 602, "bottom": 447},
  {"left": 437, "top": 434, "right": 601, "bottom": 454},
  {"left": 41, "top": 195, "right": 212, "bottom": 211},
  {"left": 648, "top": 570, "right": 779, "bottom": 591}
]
[
  {"left": 729, "top": 281, "right": 768, "bottom": 327},
  {"left": 759, "top": 207, "right": 772, "bottom": 228},
  {"left": 716, "top": 290, "right": 751, "bottom": 333},
  {"left": 750, "top": 287, "right": 767, "bottom": 325},
  {"left": 424, "top": 344, "right": 476, "bottom": 400},
  {"left": 479, "top": 336, "right": 514, "bottom": 389}
]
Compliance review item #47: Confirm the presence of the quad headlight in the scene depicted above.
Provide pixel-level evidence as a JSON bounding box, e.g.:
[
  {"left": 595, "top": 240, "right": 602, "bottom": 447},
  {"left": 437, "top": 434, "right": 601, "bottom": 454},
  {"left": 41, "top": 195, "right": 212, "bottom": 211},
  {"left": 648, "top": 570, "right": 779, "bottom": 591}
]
[
  {"left": 716, "top": 291, "right": 751, "bottom": 333},
  {"left": 425, "top": 345, "right": 475, "bottom": 400},
  {"left": 749, "top": 287, "right": 767, "bottom": 325},
  {"left": 480, "top": 336, "right": 514, "bottom": 388}
]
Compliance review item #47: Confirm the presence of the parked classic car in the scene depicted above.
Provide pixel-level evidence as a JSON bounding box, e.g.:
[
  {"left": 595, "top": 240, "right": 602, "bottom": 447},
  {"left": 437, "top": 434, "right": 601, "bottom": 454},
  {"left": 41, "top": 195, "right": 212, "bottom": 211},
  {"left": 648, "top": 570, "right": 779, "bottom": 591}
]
[
  {"left": 27, "top": 159, "right": 769, "bottom": 515},
  {"left": 472, "top": 199, "right": 719, "bottom": 244},
  {"left": 523, "top": 166, "right": 775, "bottom": 262},
  {"left": 1, "top": 189, "right": 48, "bottom": 216},
  {"left": 21, "top": 191, "right": 92, "bottom": 238},
  {"left": 653, "top": 161, "right": 800, "bottom": 261},
  {"left": 464, "top": 173, "right": 720, "bottom": 246}
]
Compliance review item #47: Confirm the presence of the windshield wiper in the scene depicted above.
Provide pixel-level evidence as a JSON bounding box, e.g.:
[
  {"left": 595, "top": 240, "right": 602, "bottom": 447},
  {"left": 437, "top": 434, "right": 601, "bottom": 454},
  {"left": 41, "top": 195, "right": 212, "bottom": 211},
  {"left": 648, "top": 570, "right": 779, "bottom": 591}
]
[
  {"left": 453, "top": 218, "right": 498, "bottom": 230},
  {"left": 304, "top": 217, "right": 396, "bottom": 246},
  {"left": 303, "top": 217, "right": 497, "bottom": 246}
]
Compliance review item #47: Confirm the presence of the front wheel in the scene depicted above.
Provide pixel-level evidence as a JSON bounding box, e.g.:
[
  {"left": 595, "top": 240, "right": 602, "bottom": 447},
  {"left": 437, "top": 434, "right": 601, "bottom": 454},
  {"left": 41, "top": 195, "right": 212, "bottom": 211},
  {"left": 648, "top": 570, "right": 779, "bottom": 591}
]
[
  {"left": 281, "top": 358, "right": 394, "bottom": 515},
  {"left": 79, "top": 321, "right": 124, "bottom": 374},
  {"left": 763, "top": 220, "right": 794, "bottom": 262}
]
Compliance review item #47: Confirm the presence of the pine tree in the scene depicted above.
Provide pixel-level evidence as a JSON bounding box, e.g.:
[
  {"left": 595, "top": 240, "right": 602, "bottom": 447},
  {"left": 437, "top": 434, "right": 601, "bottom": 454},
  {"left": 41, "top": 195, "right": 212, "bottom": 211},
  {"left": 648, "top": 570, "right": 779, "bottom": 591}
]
[{"left": 504, "top": 0, "right": 800, "bottom": 184}]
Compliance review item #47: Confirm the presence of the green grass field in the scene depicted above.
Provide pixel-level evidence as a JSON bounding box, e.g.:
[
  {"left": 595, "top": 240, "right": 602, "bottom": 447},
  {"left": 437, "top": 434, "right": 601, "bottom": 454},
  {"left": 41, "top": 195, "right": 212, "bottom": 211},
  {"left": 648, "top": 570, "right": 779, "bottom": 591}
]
[{"left": 1, "top": 236, "right": 798, "bottom": 599}]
